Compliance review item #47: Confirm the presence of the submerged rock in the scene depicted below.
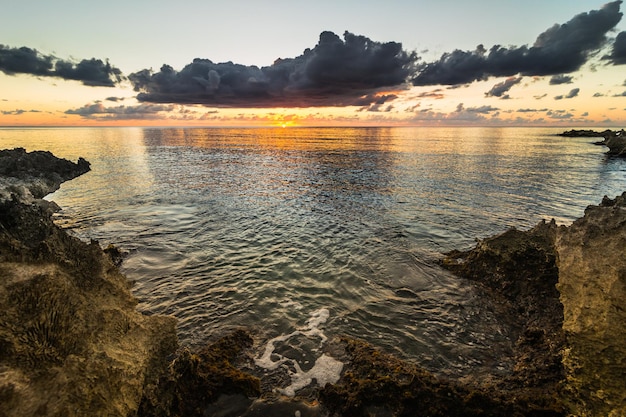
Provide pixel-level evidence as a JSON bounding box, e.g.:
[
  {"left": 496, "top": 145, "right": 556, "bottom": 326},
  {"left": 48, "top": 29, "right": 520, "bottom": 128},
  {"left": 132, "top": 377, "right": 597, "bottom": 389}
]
[
  {"left": 556, "top": 192, "right": 626, "bottom": 416},
  {"left": 0, "top": 149, "right": 178, "bottom": 417}
]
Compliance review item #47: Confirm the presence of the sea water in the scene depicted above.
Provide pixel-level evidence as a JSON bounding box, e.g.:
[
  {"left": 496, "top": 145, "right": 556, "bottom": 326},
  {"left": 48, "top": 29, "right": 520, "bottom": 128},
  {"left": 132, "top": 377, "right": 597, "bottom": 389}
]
[{"left": 2, "top": 126, "right": 625, "bottom": 385}]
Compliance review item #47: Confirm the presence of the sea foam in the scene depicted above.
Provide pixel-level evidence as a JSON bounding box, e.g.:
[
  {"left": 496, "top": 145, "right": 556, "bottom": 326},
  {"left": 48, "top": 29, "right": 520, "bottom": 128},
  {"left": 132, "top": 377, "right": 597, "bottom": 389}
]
[{"left": 255, "top": 307, "right": 343, "bottom": 396}]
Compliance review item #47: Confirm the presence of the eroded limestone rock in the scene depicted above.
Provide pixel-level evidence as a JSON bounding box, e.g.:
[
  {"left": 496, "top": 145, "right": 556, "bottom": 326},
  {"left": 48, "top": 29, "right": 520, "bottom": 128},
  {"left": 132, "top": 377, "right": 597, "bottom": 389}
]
[
  {"left": 556, "top": 192, "right": 626, "bottom": 416},
  {"left": 0, "top": 149, "right": 177, "bottom": 417}
]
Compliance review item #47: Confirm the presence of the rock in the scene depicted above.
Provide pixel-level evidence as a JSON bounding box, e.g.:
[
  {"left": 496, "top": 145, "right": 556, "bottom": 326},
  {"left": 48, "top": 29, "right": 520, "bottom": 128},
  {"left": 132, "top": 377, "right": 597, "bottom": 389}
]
[
  {"left": 0, "top": 149, "right": 178, "bottom": 417},
  {"left": 440, "top": 220, "right": 565, "bottom": 391},
  {"left": 0, "top": 148, "right": 90, "bottom": 203},
  {"left": 557, "top": 129, "right": 612, "bottom": 138},
  {"left": 319, "top": 337, "right": 565, "bottom": 416},
  {"left": 557, "top": 129, "right": 626, "bottom": 156},
  {"left": 440, "top": 192, "right": 626, "bottom": 416},
  {"left": 138, "top": 329, "right": 261, "bottom": 416},
  {"left": 556, "top": 192, "right": 626, "bottom": 416},
  {"left": 602, "top": 130, "right": 626, "bottom": 156}
]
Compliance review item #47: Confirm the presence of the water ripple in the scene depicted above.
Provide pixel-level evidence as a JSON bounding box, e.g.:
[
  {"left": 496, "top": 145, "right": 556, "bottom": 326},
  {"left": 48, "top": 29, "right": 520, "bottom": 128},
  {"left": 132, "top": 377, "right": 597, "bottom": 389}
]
[{"left": 8, "top": 126, "right": 624, "bottom": 378}]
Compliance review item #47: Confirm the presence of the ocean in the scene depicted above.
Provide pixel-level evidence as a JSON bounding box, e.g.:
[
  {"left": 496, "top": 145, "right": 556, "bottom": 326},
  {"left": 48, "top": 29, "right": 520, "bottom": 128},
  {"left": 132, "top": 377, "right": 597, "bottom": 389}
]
[{"left": 2, "top": 126, "right": 625, "bottom": 380}]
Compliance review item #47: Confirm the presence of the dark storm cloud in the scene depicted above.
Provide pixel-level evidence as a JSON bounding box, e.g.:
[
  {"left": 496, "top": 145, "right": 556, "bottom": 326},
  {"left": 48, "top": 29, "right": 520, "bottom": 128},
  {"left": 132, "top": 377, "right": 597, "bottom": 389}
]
[
  {"left": 554, "top": 88, "right": 580, "bottom": 100},
  {"left": 549, "top": 75, "right": 574, "bottom": 85},
  {"left": 129, "top": 31, "right": 417, "bottom": 108},
  {"left": 605, "top": 31, "right": 626, "bottom": 63},
  {"left": 412, "top": 1, "right": 623, "bottom": 86},
  {"left": 485, "top": 76, "right": 522, "bottom": 98},
  {"left": 0, "top": 44, "right": 123, "bottom": 87}
]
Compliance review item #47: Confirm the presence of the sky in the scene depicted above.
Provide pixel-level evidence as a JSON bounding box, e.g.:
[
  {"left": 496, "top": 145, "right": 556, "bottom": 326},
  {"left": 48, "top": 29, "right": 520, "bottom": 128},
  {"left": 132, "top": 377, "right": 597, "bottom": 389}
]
[{"left": 1, "top": 0, "right": 626, "bottom": 127}]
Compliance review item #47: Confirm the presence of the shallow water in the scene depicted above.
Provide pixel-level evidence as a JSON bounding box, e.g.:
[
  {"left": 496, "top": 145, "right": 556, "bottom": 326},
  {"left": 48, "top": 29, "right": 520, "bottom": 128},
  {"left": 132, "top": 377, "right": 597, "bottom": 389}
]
[{"left": 2, "top": 126, "right": 625, "bottom": 380}]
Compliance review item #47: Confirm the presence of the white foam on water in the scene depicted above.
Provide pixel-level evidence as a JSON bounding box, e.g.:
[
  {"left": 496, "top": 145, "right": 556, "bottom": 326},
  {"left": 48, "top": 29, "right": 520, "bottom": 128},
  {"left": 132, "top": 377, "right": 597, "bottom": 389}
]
[
  {"left": 255, "top": 308, "right": 344, "bottom": 397},
  {"left": 281, "top": 353, "right": 344, "bottom": 397}
]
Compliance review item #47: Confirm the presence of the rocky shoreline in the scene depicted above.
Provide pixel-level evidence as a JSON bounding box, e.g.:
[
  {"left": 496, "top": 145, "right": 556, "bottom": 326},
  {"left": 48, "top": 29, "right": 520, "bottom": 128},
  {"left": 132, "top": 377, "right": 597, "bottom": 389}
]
[
  {"left": 1, "top": 148, "right": 625, "bottom": 416},
  {"left": 557, "top": 128, "right": 626, "bottom": 156}
]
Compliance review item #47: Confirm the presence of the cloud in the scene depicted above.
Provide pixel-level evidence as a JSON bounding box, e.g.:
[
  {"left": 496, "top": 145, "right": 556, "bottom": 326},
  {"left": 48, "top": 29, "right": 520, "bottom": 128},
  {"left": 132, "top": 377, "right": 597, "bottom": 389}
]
[
  {"left": 463, "top": 104, "right": 500, "bottom": 114},
  {"left": 406, "top": 102, "right": 502, "bottom": 125},
  {"left": 416, "top": 89, "right": 445, "bottom": 99},
  {"left": 605, "top": 30, "right": 626, "bottom": 64},
  {"left": 547, "top": 110, "right": 574, "bottom": 119},
  {"left": 0, "top": 44, "right": 123, "bottom": 86},
  {"left": 485, "top": 76, "right": 522, "bottom": 98},
  {"left": 517, "top": 108, "right": 549, "bottom": 113},
  {"left": 593, "top": 92, "right": 606, "bottom": 97},
  {"left": 554, "top": 87, "right": 580, "bottom": 100},
  {"left": 534, "top": 93, "right": 548, "bottom": 100},
  {"left": 1, "top": 109, "right": 41, "bottom": 115},
  {"left": 129, "top": 31, "right": 417, "bottom": 108},
  {"left": 412, "top": 1, "right": 623, "bottom": 86},
  {"left": 65, "top": 103, "right": 176, "bottom": 119},
  {"left": 549, "top": 74, "right": 574, "bottom": 85},
  {"left": 612, "top": 90, "right": 626, "bottom": 96}
]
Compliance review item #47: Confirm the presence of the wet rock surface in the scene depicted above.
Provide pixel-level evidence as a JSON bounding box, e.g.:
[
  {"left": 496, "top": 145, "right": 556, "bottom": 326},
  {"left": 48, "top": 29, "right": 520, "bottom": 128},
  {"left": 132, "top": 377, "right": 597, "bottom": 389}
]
[
  {"left": 320, "top": 337, "right": 565, "bottom": 417},
  {"left": 139, "top": 329, "right": 261, "bottom": 417}
]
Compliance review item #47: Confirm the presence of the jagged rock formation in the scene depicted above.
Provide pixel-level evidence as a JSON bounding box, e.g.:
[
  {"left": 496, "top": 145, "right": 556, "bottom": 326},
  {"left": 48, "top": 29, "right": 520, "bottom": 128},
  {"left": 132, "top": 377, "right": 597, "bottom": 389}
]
[
  {"left": 0, "top": 149, "right": 178, "bottom": 417},
  {"left": 440, "top": 193, "right": 626, "bottom": 417},
  {"left": 0, "top": 148, "right": 90, "bottom": 203},
  {"left": 603, "top": 130, "right": 626, "bottom": 156},
  {"left": 558, "top": 129, "right": 626, "bottom": 156},
  {"left": 440, "top": 220, "right": 566, "bottom": 412},
  {"left": 139, "top": 329, "right": 261, "bottom": 416},
  {"left": 556, "top": 192, "right": 626, "bottom": 416},
  {"left": 319, "top": 337, "right": 565, "bottom": 416}
]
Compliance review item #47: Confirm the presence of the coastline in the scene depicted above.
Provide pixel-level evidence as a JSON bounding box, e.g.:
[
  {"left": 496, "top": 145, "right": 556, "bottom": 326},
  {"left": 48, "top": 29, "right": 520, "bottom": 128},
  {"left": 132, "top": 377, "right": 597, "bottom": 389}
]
[{"left": 1, "top": 146, "right": 625, "bottom": 416}]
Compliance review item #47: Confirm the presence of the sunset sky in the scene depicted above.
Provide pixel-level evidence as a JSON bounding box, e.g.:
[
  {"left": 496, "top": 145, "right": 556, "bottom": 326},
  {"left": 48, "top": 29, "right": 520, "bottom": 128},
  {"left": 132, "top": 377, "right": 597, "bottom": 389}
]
[{"left": 1, "top": 0, "right": 626, "bottom": 127}]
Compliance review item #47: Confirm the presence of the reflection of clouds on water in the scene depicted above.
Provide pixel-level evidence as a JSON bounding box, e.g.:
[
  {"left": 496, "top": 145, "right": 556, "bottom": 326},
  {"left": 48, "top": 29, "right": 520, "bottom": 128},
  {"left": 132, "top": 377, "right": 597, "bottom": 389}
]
[{"left": 255, "top": 308, "right": 343, "bottom": 397}]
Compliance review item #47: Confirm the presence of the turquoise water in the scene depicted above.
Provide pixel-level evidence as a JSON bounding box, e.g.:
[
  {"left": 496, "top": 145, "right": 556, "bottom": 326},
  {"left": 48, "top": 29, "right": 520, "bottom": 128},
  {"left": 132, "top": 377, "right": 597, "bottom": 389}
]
[{"left": 2, "top": 126, "right": 624, "bottom": 378}]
